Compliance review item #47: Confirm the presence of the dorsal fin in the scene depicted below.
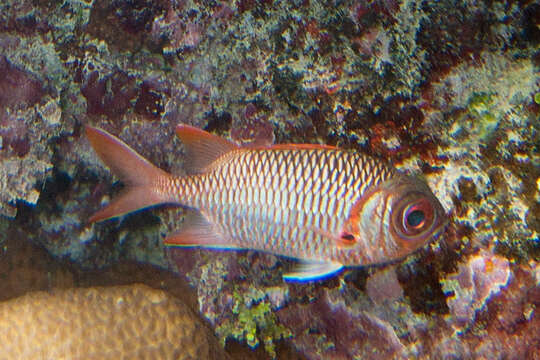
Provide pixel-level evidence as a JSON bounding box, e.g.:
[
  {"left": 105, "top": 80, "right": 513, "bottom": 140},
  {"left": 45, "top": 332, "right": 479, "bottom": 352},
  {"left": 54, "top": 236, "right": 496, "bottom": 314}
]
[
  {"left": 244, "top": 143, "right": 338, "bottom": 151},
  {"left": 175, "top": 124, "right": 239, "bottom": 174},
  {"left": 265, "top": 143, "right": 338, "bottom": 151}
]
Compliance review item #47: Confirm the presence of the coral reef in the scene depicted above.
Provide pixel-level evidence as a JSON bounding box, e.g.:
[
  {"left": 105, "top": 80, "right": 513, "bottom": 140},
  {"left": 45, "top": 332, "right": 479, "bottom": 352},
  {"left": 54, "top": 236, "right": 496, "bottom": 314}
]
[
  {"left": 0, "top": 55, "right": 61, "bottom": 217},
  {"left": 0, "top": 0, "right": 538, "bottom": 359}
]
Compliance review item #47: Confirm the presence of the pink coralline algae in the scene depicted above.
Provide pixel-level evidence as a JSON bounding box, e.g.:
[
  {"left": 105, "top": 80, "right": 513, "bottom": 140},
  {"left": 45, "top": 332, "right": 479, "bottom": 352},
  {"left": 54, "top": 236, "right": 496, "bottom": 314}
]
[
  {"left": 0, "top": 56, "right": 44, "bottom": 111},
  {"left": 365, "top": 266, "right": 403, "bottom": 305},
  {"left": 81, "top": 71, "right": 138, "bottom": 120},
  {"left": 230, "top": 104, "right": 275, "bottom": 146},
  {"left": 433, "top": 261, "right": 539, "bottom": 360},
  {"left": 443, "top": 250, "right": 511, "bottom": 327},
  {"left": 0, "top": 55, "right": 60, "bottom": 217},
  {"left": 151, "top": 2, "right": 204, "bottom": 55},
  {"left": 0, "top": 112, "right": 30, "bottom": 158},
  {"left": 276, "top": 288, "right": 405, "bottom": 360}
]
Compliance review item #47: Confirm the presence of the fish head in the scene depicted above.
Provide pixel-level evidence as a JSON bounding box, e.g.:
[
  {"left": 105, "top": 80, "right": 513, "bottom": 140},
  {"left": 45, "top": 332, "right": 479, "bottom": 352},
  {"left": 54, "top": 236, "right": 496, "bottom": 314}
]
[{"left": 340, "top": 175, "right": 448, "bottom": 265}]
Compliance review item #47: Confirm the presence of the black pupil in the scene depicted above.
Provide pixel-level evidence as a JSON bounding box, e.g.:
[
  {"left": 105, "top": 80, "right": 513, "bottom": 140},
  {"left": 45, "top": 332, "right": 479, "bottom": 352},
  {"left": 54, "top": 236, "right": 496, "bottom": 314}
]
[{"left": 406, "top": 210, "right": 425, "bottom": 227}]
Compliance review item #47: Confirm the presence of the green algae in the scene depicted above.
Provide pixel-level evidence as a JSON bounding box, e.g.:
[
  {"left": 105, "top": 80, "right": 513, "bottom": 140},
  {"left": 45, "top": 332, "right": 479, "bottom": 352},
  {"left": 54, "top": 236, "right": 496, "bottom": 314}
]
[
  {"left": 216, "top": 286, "right": 291, "bottom": 359},
  {"left": 453, "top": 92, "right": 539, "bottom": 263},
  {"left": 432, "top": 53, "right": 539, "bottom": 264},
  {"left": 467, "top": 92, "right": 499, "bottom": 138}
]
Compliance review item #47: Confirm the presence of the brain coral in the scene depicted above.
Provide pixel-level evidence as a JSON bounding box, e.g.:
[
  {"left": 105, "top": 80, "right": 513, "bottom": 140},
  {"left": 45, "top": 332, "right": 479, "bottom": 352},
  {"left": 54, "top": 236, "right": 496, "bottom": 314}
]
[{"left": 0, "top": 284, "right": 229, "bottom": 360}]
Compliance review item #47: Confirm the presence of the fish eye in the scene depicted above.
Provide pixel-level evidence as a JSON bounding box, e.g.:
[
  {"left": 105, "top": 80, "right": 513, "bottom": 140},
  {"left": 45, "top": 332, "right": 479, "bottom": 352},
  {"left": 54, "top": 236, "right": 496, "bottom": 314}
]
[
  {"left": 399, "top": 198, "right": 435, "bottom": 237},
  {"left": 405, "top": 209, "right": 425, "bottom": 228}
]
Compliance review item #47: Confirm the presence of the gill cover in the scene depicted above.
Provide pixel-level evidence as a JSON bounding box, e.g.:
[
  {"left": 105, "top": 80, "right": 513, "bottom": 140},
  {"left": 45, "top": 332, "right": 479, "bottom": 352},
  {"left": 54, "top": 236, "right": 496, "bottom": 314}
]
[{"left": 341, "top": 175, "right": 446, "bottom": 264}]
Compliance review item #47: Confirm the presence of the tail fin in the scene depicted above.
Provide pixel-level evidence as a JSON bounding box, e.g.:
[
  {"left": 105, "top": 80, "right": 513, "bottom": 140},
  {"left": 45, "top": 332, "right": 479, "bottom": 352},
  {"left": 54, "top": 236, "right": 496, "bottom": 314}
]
[{"left": 86, "top": 126, "right": 172, "bottom": 222}]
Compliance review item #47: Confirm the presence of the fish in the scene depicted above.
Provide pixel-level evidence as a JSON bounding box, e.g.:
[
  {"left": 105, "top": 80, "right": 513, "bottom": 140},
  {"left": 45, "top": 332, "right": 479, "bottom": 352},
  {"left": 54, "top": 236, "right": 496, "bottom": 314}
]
[{"left": 86, "top": 124, "right": 447, "bottom": 281}]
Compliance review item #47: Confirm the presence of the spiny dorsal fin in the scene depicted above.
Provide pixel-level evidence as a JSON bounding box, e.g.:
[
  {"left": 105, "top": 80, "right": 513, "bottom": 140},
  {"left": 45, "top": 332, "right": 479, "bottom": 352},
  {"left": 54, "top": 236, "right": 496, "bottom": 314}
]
[
  {"left": 264, "top": 143, "right": 338, "bottom": 151},
  {"left": 175, "top": 124, "right": 239, "bottom": 174}
]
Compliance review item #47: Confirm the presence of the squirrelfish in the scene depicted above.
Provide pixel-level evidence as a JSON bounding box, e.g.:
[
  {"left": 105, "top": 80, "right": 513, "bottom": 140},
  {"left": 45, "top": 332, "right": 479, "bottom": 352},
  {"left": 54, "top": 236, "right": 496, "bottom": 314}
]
[{"left": 86, "top": 125, "right": 447, "bottom": 281}]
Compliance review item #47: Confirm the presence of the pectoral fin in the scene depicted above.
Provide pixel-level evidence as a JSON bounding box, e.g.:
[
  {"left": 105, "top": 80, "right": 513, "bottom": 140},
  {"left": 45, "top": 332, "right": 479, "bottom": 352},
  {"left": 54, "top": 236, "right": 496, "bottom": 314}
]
[
  {"left": 283, "top": 261, "right": 343, "bottom": 282},
  {"left": 164, "top": 211, "right": 243, "bottom": 250}
]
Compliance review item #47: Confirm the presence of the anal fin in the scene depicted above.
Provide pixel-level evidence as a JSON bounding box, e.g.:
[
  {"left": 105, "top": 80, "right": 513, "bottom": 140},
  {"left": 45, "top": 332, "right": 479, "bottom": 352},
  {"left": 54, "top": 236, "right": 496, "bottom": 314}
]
[{"left": 283, "top": 262, "right": 343, "bottom": 282}]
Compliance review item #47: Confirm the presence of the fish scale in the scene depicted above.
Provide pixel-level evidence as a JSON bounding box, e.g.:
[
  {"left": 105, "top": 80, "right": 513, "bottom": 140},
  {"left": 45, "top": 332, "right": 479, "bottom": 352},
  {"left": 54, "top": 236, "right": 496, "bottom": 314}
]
[
  {"left": 174, "top": 148, "right": 395, "bottom": 264},
  {"left": 86, "top": 124, "right": 447, "bottom": 281}
]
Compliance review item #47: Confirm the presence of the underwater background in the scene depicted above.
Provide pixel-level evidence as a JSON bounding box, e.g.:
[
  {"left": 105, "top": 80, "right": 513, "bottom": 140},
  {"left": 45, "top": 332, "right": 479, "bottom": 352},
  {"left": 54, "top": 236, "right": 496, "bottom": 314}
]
[{"left": 0, "top": 0, "right": 538, "bottom": 359}]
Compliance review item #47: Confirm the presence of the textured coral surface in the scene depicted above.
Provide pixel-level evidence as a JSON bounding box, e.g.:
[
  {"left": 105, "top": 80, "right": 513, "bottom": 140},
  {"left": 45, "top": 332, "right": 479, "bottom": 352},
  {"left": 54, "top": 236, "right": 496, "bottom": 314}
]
[
  {"left": 0, "top": 0, "right": 538, "bottom": 358},
  {"left": 0, "top": 235, "right": 265, "bottom": 360},
  {"left": 0, "top": 284, "right": 228, "bottom": 360}
]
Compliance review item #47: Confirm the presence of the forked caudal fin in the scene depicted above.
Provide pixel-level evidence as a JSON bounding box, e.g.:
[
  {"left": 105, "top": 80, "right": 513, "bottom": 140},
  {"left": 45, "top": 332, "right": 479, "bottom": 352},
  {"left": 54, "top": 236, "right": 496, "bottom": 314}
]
[{"left": 86, "top": 126, "right": 173, "bottom": 222}]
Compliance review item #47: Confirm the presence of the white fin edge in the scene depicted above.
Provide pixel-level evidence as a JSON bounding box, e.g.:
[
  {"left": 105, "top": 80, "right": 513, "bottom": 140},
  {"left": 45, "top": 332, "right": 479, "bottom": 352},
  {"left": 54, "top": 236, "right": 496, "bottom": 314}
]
[{"left": 283, "top": 262, "right": 344, "bottom": 282}]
